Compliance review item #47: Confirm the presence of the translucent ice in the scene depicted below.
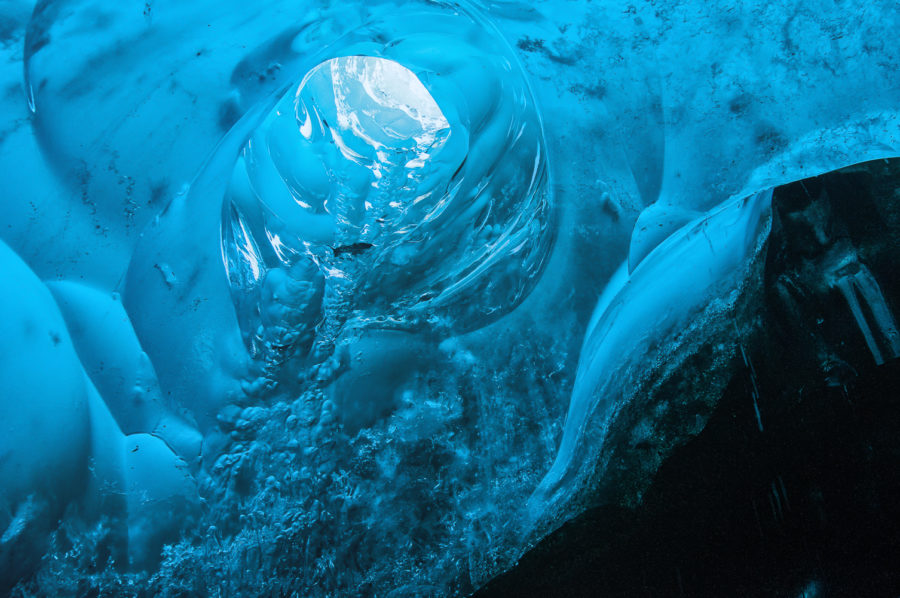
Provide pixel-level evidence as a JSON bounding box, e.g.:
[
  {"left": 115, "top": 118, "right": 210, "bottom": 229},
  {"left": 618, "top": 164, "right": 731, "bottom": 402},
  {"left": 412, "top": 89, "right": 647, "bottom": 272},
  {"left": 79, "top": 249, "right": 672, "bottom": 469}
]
[
  {"left": 225, "top": 26, "right": 553, "bottom": 359},
  {"left": 4, "top": 0, "right": 900, "bottom": 595},
  {"left": 530, "top": 190, "right": 773, "bottom": 517},
  {"left": 0, "top": 240, "right": 197, "bottom": 589},
  {"left": 832, "top": 263, "right": 900, "bottom": 366}
]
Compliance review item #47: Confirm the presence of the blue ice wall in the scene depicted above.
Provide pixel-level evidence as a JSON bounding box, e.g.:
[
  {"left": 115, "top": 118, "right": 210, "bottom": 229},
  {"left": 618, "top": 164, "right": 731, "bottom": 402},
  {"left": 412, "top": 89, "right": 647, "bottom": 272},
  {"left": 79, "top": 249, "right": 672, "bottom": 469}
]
[{"left": 1, "top": 0, "right": 899, "bottom": 595}]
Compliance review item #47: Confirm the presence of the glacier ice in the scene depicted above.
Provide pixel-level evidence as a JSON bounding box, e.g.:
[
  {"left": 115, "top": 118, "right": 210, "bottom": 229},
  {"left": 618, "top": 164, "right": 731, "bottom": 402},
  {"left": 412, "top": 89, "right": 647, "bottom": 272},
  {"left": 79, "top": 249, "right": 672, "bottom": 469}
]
[
  {"left": 46, "top": 280, "right": 201, "bottom": 459},
  {"left": 225, "top": 24, "right": 552, "bottom": 365},
  {"left": 0, "top": 239, "right": 91, "bottom": 585},
  {"left": 529, "top": 189, "right": 773, "bottom": 518},
  {"left": 0, "top": 240, "right": 197, "bottom": 587},
  {"left": 2, "top": 0, "right": 900, "bottom": 595}
]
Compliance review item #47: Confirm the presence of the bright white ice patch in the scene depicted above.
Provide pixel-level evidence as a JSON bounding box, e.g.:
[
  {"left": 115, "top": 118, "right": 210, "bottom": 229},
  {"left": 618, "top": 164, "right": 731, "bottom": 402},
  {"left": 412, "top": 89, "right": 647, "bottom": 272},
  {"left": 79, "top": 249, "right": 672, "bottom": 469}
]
[{"left": 330, "top": 56, "right": 449, "bottom": 151}]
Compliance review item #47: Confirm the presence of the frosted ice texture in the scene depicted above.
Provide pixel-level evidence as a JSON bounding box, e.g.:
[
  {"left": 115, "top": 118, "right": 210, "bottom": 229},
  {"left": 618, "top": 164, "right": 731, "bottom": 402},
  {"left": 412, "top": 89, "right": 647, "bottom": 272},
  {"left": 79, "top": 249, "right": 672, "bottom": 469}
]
[{"left": 2, "top": 0, "right": 900, "bottom": 595}]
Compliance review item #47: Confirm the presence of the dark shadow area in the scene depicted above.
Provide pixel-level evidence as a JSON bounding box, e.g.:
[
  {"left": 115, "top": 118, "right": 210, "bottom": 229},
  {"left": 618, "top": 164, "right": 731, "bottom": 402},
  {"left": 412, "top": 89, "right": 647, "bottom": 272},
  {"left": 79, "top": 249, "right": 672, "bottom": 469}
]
[{"left": 476, "top": 159, "right": 900, "bottom": 598}]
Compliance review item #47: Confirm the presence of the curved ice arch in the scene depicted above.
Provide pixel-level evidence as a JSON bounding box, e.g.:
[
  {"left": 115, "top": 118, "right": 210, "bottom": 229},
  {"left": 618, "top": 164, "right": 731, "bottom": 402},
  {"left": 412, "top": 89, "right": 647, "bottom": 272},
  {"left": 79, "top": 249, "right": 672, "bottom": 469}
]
[{"left": 530, "top": 189, "right": 773, "bottom": 518}]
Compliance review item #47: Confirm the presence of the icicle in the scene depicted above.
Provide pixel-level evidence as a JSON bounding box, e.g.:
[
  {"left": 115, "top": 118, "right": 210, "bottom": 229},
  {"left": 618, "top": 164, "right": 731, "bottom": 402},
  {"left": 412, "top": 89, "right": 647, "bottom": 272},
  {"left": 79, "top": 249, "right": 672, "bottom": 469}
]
[
  {"left": 833, "top": 264, "right": 900, "bottom": 366},
  {"left": 777, "top": 475, "right": 791, "bottom": 512},
  {"left": 734, "top": 320, "right": 764, "bottom": 433}
]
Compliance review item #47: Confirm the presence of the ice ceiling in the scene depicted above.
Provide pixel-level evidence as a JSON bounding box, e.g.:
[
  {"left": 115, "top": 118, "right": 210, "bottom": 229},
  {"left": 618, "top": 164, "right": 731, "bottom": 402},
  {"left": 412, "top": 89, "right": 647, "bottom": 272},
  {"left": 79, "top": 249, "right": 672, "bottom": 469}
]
[{"left": 1, "top": 0, "right": 898, "bottom": 595}]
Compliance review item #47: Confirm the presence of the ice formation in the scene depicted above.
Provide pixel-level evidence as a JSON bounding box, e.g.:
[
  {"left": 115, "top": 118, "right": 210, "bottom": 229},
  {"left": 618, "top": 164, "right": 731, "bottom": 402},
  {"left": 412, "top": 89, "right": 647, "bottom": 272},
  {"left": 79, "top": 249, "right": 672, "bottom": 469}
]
[
  {"left": 0, "top": 240, "right": 197, "bottom": 586},
  {"left": 529, "top": 189, "right": 773, "bottom": 517},
  {"left": 2, "top": 0, "right": 900, "bottom": 595},
  {"left": 832, "top": 264, "right": 900, "bottom": 366}
]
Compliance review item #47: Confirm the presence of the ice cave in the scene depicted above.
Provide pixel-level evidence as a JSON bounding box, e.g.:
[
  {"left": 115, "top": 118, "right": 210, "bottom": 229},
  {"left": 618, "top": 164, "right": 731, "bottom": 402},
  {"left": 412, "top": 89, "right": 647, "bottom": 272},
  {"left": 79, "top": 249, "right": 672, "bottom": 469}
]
[{"left": 1, "top": 0, "right": 899, "bottom": 596}]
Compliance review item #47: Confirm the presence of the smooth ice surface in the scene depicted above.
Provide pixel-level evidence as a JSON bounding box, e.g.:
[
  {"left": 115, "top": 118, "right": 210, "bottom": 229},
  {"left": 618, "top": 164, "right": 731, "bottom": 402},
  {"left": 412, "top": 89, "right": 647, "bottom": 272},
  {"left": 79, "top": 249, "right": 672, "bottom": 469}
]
[
  {"left": 530, "top": 190, "right": 773, "bottom": 517},
  {"left": 227, "top": 42, "right": 552, "bottom": 366},
  {"left": 2, "top": 0, "right": 900, "bottom": 595},
  {"left": 0, "top": 240, "right": 197, "bottom": 588},
  {"left": 0, "top": 239, "right": 91, "bottom": 585}
]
